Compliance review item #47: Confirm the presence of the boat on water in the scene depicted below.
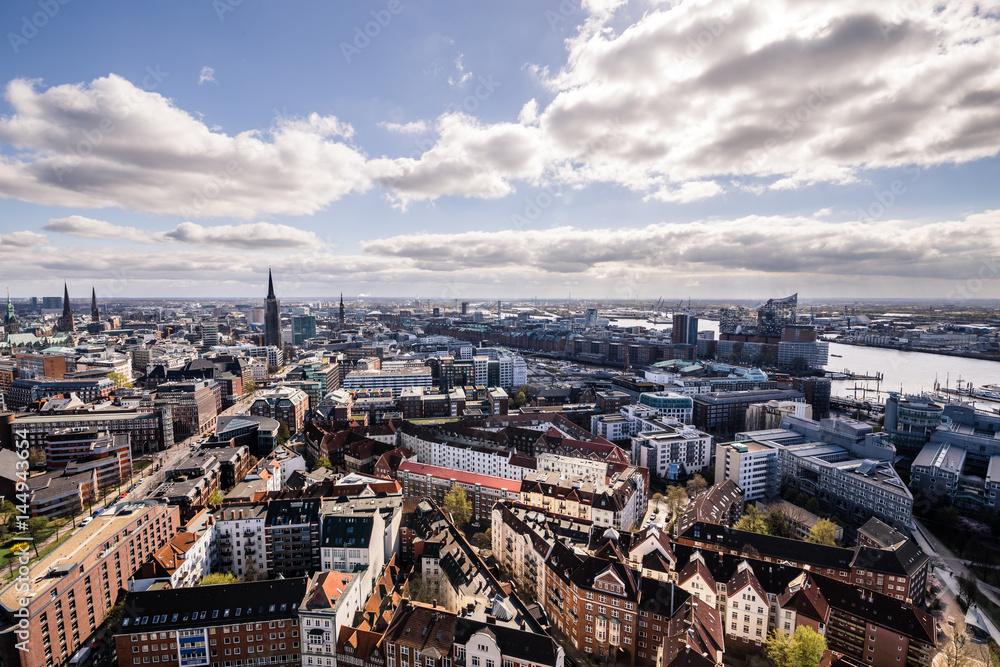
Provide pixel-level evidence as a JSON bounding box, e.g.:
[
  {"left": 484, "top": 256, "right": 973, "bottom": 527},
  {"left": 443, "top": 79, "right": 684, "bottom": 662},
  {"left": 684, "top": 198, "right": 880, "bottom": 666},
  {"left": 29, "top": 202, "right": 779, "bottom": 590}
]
[{"left": 831, "top": 353, "right": 842, "bottom": 358}]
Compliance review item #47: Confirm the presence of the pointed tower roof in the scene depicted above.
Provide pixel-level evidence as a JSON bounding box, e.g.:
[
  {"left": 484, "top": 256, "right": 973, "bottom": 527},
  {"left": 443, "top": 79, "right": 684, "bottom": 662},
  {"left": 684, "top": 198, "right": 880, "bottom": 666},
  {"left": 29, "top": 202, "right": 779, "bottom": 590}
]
[
  {"left": 267, "top": 269, "right": 276, "bottom": 299},
  {"left": 91, "top": 286, "right": 100, "bottom": 321}
]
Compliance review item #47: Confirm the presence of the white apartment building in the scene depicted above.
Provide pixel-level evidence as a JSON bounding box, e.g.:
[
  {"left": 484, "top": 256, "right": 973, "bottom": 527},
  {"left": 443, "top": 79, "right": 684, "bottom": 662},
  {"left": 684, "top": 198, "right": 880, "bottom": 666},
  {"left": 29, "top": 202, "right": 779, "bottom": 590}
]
[
  {"left": 632, "top": 423, "right": 713, "bottom": 480},
  {"left": 343, "top": 366, "right": 433, "bottom": 395},
  {"left": 714, "top": 440, "right": 781, "bottom": 501},
  {"left": 319, "top": 512, "right": 386, "bottom": 575},
  {"left": 397, "top": 428, "right": 534, "bottom": 480},
  {"left": 249, "top": 345, "right": 284, "bottom": 367},
  {"left": 300, "top": 570, "right": 367, "bottom": 667},
  {"left": 213, "top": 505, "right": 268, "bottom": 578}
]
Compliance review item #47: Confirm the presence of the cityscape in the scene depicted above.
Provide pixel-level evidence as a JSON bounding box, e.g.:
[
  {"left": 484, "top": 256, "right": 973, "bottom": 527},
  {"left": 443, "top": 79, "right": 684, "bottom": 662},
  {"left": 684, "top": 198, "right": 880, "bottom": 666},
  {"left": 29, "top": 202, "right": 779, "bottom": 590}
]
[{"left": 2, "top": 3, "right": 1000, "bottom": 667}]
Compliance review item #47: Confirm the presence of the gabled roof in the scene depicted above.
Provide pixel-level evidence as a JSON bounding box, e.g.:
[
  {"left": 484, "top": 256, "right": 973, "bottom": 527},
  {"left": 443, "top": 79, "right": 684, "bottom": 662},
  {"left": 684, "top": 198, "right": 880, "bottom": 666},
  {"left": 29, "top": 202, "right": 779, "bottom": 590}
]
[{"left": 727, "top": 562, "right": 769, "bottom": 601}]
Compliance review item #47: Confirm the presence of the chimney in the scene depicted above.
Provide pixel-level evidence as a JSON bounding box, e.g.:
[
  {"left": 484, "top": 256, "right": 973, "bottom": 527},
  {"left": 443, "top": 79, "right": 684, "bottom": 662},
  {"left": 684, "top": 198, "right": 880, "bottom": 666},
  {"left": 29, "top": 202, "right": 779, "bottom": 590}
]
[{"left": 432, "top": 599, "right": 437, "bottom": 608}]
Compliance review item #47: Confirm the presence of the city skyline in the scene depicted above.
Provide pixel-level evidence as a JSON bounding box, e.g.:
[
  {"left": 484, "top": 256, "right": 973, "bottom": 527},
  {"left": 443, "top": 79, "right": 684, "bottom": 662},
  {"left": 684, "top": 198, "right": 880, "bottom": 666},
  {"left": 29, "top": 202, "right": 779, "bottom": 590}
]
[{"left": 0, "top": 0, "right": 998, "bottom": 299}]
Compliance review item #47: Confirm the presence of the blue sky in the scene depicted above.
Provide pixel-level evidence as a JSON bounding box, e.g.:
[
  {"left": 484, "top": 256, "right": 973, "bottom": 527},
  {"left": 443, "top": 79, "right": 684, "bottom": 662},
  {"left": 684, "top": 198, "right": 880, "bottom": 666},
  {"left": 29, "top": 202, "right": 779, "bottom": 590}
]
[{"left": 1, "top": 0, "right": 999, "bottom": 300}]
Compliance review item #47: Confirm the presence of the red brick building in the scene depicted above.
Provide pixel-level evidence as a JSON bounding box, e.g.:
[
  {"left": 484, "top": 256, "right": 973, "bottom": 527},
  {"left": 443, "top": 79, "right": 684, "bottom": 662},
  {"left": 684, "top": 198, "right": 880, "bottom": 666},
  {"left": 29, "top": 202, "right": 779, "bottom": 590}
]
[{"left": 0, "top": 501, "right": 181, "bottom": 667}]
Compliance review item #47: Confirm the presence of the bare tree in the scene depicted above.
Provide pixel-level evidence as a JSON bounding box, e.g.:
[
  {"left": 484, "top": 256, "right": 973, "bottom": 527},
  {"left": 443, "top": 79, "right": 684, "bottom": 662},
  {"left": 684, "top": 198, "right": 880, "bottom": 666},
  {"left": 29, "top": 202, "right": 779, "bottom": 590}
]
[{"left": 939, "top": 621, "right": 989, "bottom": 667}]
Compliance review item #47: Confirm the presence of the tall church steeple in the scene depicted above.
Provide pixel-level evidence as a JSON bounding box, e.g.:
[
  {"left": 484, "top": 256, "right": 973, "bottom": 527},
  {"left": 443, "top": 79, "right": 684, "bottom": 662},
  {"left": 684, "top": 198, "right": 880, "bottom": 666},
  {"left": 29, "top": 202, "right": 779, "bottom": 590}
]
[
  {"left": 4, "top": 289, "right": 19, "bottom": 334},
  {"left": 91, "top": 286, "right": 100, "bottom": 322},
  {"left": 264, "top": 269, "right": 282, "bottom": 348},
  {"left": 339, "top": 293, "right": 345, "bottom": 328},
  {"left": 60, "top": 282, "right": 74, "bottom": 332}
]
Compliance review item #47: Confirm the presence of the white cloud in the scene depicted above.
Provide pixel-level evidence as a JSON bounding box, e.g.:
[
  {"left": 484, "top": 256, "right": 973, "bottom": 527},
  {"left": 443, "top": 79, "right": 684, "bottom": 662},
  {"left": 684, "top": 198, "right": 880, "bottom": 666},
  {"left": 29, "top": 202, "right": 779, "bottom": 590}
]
[
  {"left": 448, "top": 54, "right": 474, "bottom": 88},
  {"left": 45, "top": 215, "right": 154, "bottom": 243},
  {"left": 379, "top": 120, "right": 429, "bottom": 135},
  {"left": 813, "top": 207, "right": 833, "bottom": 217},
  {"left": 44, "top": 216, "right": 320, "bottom": 249},
  {"left": 198, "top": 66, "right": 216, "bottom": 85},
  {"left": 3, "top": 210, "right": 999, "bottom": 297},
  {"left": 161, "top": 221, "right": 321, "bottom": 249},
  {"left": 0, "top": 75, "right": 371, "bottom": 218},
  {"left": 0, "top": 230, "right": 47, "bottom": 248},
  {"left": 370, "top": 0, "right": 1000, "bottom": 204}
]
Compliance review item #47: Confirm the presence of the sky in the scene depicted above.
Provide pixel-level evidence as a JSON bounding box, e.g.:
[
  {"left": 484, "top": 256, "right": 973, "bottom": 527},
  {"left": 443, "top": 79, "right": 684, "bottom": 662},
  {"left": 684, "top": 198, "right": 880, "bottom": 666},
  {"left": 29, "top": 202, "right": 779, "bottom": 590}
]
[{"left": 0, "top": 0, "right": 999, "bottom": 301}]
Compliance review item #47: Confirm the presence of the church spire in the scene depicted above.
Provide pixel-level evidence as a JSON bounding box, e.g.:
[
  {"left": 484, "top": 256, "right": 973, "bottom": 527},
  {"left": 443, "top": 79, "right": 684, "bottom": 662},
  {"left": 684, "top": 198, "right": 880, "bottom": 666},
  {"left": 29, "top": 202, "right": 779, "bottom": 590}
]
[
  {"left": 61, "top": 282, "right": 74, "bottom": 332},
  {"left": 91, "top": 286, "right": 100, "bottom": 322},
  {"left": 267, "top": 269, "right": 276, "bottom": 300}
]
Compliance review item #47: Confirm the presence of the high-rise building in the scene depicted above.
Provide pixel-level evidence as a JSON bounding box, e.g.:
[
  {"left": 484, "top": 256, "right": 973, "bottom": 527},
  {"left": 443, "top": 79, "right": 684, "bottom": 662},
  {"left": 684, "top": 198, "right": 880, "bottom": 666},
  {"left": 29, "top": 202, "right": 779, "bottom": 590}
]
[
  {"left": 60, "top": 282, "right": 74, "bottom": 332},
  {"left": 90, "top": 286, "right": 100, "bottom": 322},
  {"left": 264, "top": 269, "right": 282, "bottom": 347},
  {"left": 291, "top": 309, "right": 317, "bottom": 344},
  {"left": 671, "top": 312, "right": 698, "bottom": 345}
]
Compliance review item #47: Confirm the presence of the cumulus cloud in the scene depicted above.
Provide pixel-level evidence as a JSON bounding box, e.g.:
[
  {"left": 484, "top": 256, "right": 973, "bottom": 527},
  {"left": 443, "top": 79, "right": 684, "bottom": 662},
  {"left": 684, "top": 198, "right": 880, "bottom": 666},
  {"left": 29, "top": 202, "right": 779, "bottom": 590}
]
[
  {"left": 371, "top": 0, "right": 1000, "bottom": 204},
  {"left": 361, "top": 211, "right": 1000, "bottom": 280},
  {"left": 44, "top": 216, "right": 320, "bottom": 249},
  {"left": 3, "top": 211, "right": 999, "bottom": 297},
  {"left": 0, "top": 230, "right": 47, "bottom": 248},
  {"left": 0, "top": 75, "right": 371, "bottom": 218},
  {"left": 198, "top": 66, "right": 216, "bottom": 85},
  {"left": 45, "top": 215, "right": 154, "bottom": 243},
  {"left": 160, "top": 221, "right": 321, "bottom": 249}
]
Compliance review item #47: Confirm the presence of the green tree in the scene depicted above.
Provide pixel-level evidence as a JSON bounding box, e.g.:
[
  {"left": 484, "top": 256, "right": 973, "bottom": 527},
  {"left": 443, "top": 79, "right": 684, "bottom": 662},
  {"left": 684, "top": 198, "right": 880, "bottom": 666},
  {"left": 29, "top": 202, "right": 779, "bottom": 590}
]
[
  {"left": 276, "top": 421, "right": 291, "bottom": 445},
  {"left": 25, "top": 517, "right": 49, "bottom": 556},
  {"left": 442, "top": 482, "right": 472, "bottom": 527},
  {"left": 686, "top": 475, "right": 708, "bottom": 499},
  {"left": 789, "top": 356, "right": 809, "bottom": 372},
  {"left": 766, "top": 626, "right": 827, "bottom": 667},
  {"left": 313, "top": 457, "right": 332, "bottom": 471},
  {"left": 766, "top": 507, "right": 796, "bottom": 539},
  {"left": 666, "top": 486, "right": 688, "bottom": 517},
  {"left": 805, "top": 518, "right": 839, "bottom": 546},
  {"left": 207, "top": 490, "right": 225, "bottom": 507},
  {"left": 734, "top": 505, "right": 770, "bottom": 535},
  {"left": 243, "top": 379, "right": 257, "bottom": 395},
  {"left": 106, "top": 371, "right": 133, "bottom": 388},
  {"left": 805, "top": 497, "right": 821, "bottom": 514},
  {"left": 201, "top": 573, "right": 239, "bottom": 585}
]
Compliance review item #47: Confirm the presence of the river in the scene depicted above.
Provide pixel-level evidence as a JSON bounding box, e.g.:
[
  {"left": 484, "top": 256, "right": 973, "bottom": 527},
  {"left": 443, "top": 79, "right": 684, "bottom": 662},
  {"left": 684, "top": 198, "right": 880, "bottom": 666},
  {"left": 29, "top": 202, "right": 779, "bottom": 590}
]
[{"left": 608, "top": 316, "right": 1000, "bottom": 406}]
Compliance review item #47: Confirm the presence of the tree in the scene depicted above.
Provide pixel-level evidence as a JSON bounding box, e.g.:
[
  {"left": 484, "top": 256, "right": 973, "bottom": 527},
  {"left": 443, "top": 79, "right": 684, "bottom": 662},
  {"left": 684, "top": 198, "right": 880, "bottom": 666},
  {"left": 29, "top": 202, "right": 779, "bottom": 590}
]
[
  {"left": 243, "top": 560, "right": 266, "bottom": 582},
  {"left": 26, "top": 517, "right": 49, "bottom": 556},
  {"left": 766, "top": 507, "right": 796, "bottom": 539},
  {"left": 207, "top": 490, "right": 225, "bottom": 507},
  {"left": 106, "top": 371, "right": 133, "bottom": 388},
  {"left": 939, "top": 620, "right": 988, "bottom": 667},
  {"left": 789, "top": 356, "right": 809, "bottom": 372},
  {"left": 472, "top": 532, "right": 491, "bottom": 550},
  {"left": 243, "top": 379, "right": 257, "bottom": 395},
  {"left": 806, "top": 518, "right": 839, "bottom": 546},
  {"left": 312, "top": 457, "right": 332, "bottom": 471},
  {"left": 666, "top": 486, "right": 688, "bottom": 517},
  {"left": 407, "top": 571, "right": 448, "bottom": 608},
  {"left": 686, "top": 475, "right": 708, "bottom": 499},
  {"left": 734, "top": 505, "right": 770, "bottom": 535},
  {"left": 766, "top": 626, "right": 826, "bottom": 667},
  {"left": 200, "top": 573, "right": 239, "bottom": 585},
  {"left": 442, "top": 482, "right": 472, "bottom": 528},
  {"left": 276, "top": 421, "right": 291, "bottom": 445}
]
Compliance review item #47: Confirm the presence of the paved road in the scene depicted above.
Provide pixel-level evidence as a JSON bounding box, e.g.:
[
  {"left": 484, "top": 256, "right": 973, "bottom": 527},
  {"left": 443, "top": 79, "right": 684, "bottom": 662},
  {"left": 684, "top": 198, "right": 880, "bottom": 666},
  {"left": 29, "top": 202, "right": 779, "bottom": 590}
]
[
  {"left": 127, "top": 391, "right": 260, "bottom": 501},
  {"left": 914, "top": 519, "right": 1000, "bottom": 645}
]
